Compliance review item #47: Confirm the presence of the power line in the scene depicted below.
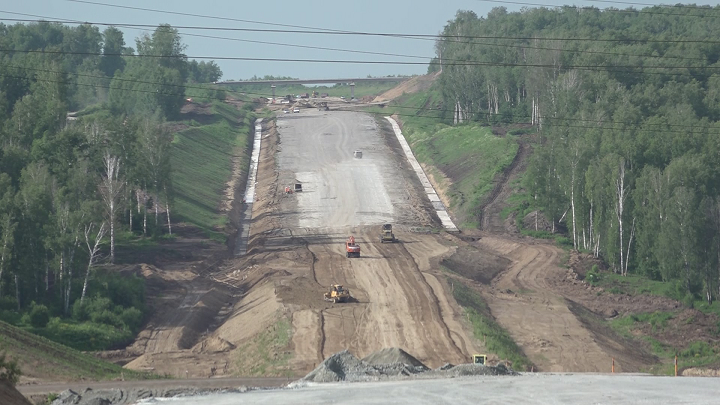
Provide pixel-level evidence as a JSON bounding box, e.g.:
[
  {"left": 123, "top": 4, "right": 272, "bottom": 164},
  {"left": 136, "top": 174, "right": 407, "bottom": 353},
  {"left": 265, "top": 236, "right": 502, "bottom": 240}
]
[
  {"left": 4, "top": 12, "right": 720, "bottom": 44},
  {"left": 4, "top": 64, "right": 717, "bottom": 134},
  {"left": 64, "top": 0, "right": 361, "bottom": 33},
  {"left": 3, "top": 48, "right": 718, "bottom": 76},
  {"left": 471, "top": 0, "right": 720, "bottom": 19},
  {"left": 3, "top": 68, "right": 715, "bottom": 135},
  {"left": 2, "top": 14, "right": 714, "bottom": 65}
]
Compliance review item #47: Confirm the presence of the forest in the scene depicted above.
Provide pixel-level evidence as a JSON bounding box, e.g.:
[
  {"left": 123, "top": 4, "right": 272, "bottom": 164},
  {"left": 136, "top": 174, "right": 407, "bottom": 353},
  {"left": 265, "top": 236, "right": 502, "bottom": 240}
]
[
  {"left": 0, "top": 22, "right": 223, "bottom": 349},
  {"left": 433, "top": 6, "right": 720, "bottom": 304}
]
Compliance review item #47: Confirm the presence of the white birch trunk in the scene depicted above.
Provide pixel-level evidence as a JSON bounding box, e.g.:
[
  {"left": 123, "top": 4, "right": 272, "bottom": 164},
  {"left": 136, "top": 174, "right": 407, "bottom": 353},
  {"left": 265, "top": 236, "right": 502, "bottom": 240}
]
[
  {"left": 615, "top": 160, "right": 627, "bottom": 275},
  {"left": 81, "top": 222, "right": 107, "bottom": 303}
]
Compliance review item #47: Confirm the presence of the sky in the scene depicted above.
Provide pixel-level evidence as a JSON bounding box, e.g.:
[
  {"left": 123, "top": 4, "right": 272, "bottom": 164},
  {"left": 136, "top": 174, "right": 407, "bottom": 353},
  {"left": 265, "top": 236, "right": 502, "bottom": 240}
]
[{"left": 3, "top": 0, "right": 720, "bottom": 80}]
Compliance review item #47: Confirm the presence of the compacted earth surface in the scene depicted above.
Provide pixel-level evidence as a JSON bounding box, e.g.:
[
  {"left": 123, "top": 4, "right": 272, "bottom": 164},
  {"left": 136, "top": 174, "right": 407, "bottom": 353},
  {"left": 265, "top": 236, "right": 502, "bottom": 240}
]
[{"left": 15, "top": 81, "right": 720, "bottom": 404}]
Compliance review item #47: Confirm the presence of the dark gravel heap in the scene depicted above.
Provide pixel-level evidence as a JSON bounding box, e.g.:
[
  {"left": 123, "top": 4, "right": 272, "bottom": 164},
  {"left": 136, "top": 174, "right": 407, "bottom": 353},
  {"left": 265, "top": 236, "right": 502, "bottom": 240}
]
[
  {"left": 300, "top": 348, "right": 517, "bottom": 383},
  {"left": 50, "top": 387, "right": 250, "bottom": 405}
]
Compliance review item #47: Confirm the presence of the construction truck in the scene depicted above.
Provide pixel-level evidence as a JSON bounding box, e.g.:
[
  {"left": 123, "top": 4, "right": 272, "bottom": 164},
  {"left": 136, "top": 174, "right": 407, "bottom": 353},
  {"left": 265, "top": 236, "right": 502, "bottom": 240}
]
[
  {"left": 380, "top": 224, "right": 397, "bottom": 243},
  {"left": 324, "top": 284, "right": 350, "bottom": 303},
  {"left": 345, "top": 236, "right": 361, "bottom": 258},
  {"left": 472, "top": 354, "right": 487, "bottom": 365}
]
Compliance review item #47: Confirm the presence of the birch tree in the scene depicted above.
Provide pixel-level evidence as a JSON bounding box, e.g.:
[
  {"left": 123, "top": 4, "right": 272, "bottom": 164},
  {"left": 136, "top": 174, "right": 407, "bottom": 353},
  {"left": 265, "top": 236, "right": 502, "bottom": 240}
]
[
  {"left": 80, "top": 221, "right": 106, "bottom": 303},
  {"left": 99, "top": 151, "right": 123, "bottom": 263}
]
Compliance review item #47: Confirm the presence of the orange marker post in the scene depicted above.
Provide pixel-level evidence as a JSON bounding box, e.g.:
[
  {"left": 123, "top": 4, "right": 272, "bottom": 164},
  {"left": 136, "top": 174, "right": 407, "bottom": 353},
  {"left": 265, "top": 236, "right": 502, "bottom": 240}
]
[{"left": 612, "top": 358, "right": 615, "bottom": 373}]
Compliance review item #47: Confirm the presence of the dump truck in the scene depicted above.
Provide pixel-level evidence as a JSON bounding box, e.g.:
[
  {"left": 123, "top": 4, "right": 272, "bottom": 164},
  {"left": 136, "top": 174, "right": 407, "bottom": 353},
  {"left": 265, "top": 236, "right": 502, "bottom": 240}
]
[
  {"left": 345, "top": 236, "right": 360, "bottom": 258},
  {"left": 380, "top": 224, "right": 397, "bottom": 243},
  {"left": 324, "top": 284, "right": 350, "bottom": 303}
]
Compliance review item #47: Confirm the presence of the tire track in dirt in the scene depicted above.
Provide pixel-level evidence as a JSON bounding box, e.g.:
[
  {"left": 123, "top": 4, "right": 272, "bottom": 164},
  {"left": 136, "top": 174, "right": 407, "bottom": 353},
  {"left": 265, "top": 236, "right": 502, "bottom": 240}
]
[
  {"left": 477, "top": 236, "right": 613, "bottom": 371},
  {"left": 479, "top": 141, "right": 529, "bottom": 233}
]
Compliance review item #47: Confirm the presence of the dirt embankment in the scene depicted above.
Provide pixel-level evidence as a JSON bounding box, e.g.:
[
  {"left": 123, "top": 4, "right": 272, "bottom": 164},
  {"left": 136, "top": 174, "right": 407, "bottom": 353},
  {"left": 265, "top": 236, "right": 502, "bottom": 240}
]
[
  {"left": 405, "top": 119, "right": 658, "bottom": 371},
  {"left": 1, "top": 380, "right": 31, "bottom": 405},
  {"left": 372, "top": 72, "right": 439, "bottom": 103}
]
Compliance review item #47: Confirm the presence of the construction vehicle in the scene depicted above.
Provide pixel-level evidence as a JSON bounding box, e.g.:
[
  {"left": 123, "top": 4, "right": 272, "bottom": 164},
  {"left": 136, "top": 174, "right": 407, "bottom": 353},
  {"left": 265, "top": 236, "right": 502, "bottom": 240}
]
[
  {"left": 345, "top": 236, "right": 360, "bottom": 258},
  {"left": 472, "top": 354, "right": 487, "bottom": 365},
  {"left": 317, "top": 101, "right": 329, "bottom": 111},
  {"left": 324, "top": 284, "right": 350, "bottom": 303},
  {"left": 380, "top": 224, "right": 397, "bottom": 243}
]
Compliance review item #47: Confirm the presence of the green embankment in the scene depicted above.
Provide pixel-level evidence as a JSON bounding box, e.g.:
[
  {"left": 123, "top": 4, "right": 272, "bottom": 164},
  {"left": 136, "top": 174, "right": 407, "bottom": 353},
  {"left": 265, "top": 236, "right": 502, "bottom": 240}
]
[
  {"left": 371, "top": 87, "right": 518, "bottom": 228},
  {"left": 446, "top": 276, "right": 532, "bottom": 370},
  {"left": 0, "top": 320, "right": 153, "bottom": 380},
  {"left": 584, "top": 268, "right": 720, "bottom": 374},
  {"left": 170, "top": 101, "right": 255, "bottom": 240},
  {"left": 234, "top": 317, "right": 294, "bottom": 377}
]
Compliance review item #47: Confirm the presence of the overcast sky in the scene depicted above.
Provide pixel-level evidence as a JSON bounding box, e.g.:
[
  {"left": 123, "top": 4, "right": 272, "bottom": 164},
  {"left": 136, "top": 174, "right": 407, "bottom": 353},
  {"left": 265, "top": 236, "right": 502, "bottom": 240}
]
[{"left": 3, "top": 0, "right": 720, "bottom": 80}]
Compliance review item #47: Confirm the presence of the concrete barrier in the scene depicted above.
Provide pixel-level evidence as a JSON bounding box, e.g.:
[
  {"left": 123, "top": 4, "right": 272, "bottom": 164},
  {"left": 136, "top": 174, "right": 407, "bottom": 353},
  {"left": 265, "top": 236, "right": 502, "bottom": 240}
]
[
  {"left": 235, "top": 118, "right": 264, "bottom": 255},
  {"left": 384, "top": 117, "right": 459, "bottom": 232}
]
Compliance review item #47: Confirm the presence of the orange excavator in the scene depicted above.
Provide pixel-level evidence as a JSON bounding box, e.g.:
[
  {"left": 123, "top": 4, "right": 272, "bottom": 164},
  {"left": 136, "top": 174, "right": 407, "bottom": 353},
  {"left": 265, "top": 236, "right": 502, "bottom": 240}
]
[{"left": 345, "top": 236, "right": 361, "bottom": 258}]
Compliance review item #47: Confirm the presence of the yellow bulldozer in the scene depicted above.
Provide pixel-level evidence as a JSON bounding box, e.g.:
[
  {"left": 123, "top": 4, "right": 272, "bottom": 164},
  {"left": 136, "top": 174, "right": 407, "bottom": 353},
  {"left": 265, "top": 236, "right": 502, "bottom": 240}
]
[{"left": 324, "top": 284, "right": 350, "bottom": 303}]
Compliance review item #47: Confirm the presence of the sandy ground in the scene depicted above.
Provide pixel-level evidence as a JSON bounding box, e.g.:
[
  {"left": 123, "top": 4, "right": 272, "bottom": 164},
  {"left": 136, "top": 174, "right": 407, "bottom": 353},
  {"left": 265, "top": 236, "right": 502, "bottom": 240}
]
[
  {"left": 272, "top": 109, "right": 479, "bottom": 369},
  {"left": 137, "top": 374, "right": 720, "bottom": 405}
]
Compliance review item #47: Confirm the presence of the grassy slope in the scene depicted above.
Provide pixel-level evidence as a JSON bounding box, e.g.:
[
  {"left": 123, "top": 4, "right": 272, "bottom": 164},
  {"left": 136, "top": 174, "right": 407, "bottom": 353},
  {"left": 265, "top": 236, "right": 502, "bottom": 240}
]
[
  {"left": 370, "top": 87, "right": 518, "bottom": 228},
  {"left": 170, "top": 101, "right": 254, "bottom": 240},
  {"left": 586, "top": 271, "right": 720, "bottom": 373},
  {"left": 0, "top": 320, "right": 151, "bottom": 381},
  {"left": 446, "top": 275, "right": 532, "bottom": 370}
]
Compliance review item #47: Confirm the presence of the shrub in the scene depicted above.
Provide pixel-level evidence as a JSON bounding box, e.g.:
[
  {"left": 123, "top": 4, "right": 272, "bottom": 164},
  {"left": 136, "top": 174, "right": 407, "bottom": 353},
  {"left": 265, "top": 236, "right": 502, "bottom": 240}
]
[
  {"left": 120, "top": 307, "right": 143, "bottom": 332},
  {"left": 40, "top": 319, "right": 133, "bottom": 351},
  {"left": 0, "top": 296, "right": 17, "bottom": 311},
  {"left": 680, "top": 341, "right": 714, "bottom": 358},
  {"left": 29, "top": 302, "right": 50, "bottom": 328},
  {"left": 586, "top": 269, "right": 601, "bottom": 285},
  {"left": 0, "top": 310, "right": 21, "bottom": 325},
  {"left": 0, "top": 351, "right": 21, "bottom": 385}
]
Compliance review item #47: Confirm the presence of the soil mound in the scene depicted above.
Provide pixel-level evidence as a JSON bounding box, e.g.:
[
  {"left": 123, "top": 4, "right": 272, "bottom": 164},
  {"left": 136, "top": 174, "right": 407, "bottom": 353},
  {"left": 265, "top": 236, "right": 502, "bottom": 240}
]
[
  {"left": 301, "top": 350, "right": 380, "bottom": 383},
  {"left": 1, "top": 379, "right": 31, "bottom": 405},
  {"left": 372, "top": 73, "right": 439, "bottom": 103},
  {"left": 301, "top": 349, "right": 517, "bottom": 384},
  {"left": 192, "top": 336, "right": 236, "bottom": 354},
  {"left": 441, "top": 363, "right": 517, "bottom": 377},
  {"left": 361, "top": 348, "right": 428, "bottom": 369}
]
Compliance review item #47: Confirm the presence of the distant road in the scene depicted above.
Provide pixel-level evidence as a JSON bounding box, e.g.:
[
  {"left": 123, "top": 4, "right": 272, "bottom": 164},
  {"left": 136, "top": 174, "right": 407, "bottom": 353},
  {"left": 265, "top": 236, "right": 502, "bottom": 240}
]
[{"left": 215, "top": 77, "right": 409, "bottom": 86}]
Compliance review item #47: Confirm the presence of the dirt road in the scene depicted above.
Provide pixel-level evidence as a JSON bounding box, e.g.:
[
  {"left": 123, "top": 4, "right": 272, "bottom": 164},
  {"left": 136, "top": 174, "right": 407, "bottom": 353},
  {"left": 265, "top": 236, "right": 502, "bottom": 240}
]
[
  {"left": 273, "top": 109, "right": 479, "bottom": 369},
  {"left": 465, "top": 133, "right": 652, "bottom": 372},
  {"left": 476, "top": 236, "right": 613, "bottom": 371}
]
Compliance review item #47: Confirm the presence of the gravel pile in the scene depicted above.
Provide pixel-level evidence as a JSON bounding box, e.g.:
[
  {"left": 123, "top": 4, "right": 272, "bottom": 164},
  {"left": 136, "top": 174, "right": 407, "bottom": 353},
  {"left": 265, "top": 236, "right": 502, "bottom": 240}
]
[
  {"left": 301, "top": 350, "right": 381, "bottom": 383},
  {"left": 50, "top": 387, "right": 249, "bottom": 405},
  {"left": 300, "top": 348, "right": 517, "bottom": 384}
]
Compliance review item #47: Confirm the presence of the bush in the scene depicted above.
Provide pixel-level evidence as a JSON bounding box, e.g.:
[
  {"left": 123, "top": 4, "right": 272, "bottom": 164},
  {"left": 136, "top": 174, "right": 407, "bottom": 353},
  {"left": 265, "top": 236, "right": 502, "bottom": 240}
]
[
  {"left": 120, "top": 307, "right": 143, "bottom": 332},
  {"left": 29, "top": 302, "right": 50, "bottom": 328},
  {"left": 586, "top": 269, "right": 601, "bottom": 285},
  {"left": 0, "top": 310, "right": 21, "bottom": 325},
  {"left": 0, "top": 351, "right": 21, "bottom": 385},
  {"left": 39, "top": 318, "right": 133, "bottom": 351},
  {"left": 0, "top": 296, "right": 17, "bottom": 311},
  {"left": 680, "top": 341, "right": 714, "bottom": 358}
]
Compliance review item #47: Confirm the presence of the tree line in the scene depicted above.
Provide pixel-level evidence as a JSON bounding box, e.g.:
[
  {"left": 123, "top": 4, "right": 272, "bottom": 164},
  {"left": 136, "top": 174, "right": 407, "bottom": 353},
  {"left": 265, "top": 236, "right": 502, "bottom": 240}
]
[
  {"left": 0, "top": 21, "right": 223, "bottom": 348},
  {"left": 433, "top": 6, "right": 720, "bottom": 303}
]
